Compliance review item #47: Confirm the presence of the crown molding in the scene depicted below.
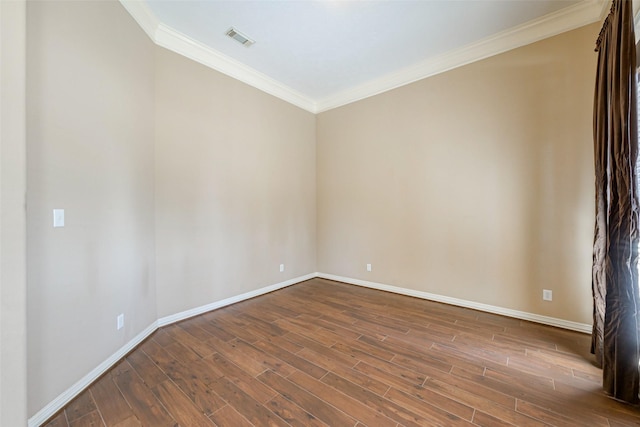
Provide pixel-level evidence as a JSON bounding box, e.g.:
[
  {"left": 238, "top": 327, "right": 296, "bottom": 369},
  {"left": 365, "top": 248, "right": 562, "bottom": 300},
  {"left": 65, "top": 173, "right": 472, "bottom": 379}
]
[
  {"left": 119, "top": 0, "right": 159, "bottom": 41},
  {"left": 315, "top": 0, "right": 607, "bottom": 112},
  {"left": 153, "top": 24, "right": 317, "bottom": 112},
  {"left": 121, "top": 0, "right": 605, "bottom": 114},
  {"left": 119, "top": 0, "right": 317, "bottom": 113}
]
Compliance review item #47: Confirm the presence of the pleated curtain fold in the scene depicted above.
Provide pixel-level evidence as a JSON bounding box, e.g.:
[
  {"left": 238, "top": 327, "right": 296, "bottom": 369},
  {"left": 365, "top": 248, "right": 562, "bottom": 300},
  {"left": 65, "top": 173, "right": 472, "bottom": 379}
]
[{"left": 591, "top": 0, "right": 640, "bottom": 405}]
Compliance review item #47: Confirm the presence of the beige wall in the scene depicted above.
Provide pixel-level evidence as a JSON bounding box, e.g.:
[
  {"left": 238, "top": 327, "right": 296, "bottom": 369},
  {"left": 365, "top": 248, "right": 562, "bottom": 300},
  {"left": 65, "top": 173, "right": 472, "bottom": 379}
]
[
  {"left": 24, "top": 0, "right": 599, "bottom": 419},
  {"left": 317, "top": 24, "right": 598, "bottom": 325},
  {"left": 1, "top": 0, "right": 28, "bottom": 425},
  {"left": 27, "top": 1, "right": 156, "bottom": 415},
  {"left": 154, "top": 47, "right": 317, "bottom": 318},
  {"left": 26, "top": 0, "right": 317, "bottom": 417}
]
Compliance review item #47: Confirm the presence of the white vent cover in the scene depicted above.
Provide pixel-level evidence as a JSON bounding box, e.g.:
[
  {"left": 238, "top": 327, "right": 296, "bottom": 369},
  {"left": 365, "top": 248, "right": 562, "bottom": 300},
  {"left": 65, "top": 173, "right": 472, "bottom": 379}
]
[{"left": 226, "top": 28, "right": 255, "bottom": 47}]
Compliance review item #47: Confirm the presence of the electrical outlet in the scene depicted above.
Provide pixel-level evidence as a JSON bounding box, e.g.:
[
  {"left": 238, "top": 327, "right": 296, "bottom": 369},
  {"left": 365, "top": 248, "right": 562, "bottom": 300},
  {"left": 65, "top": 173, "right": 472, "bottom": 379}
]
[
  {"left": 280, "top": 264, "right": 285, "bottom": 272},
  {"left": 366, "top": 263, "right": 372, "bottom": 272},
  {"left": 542, "top": 290, "right": 552, "bottom": 301},
  {"left": 117, "top": 313, "right": 124, "bottom": 330}
]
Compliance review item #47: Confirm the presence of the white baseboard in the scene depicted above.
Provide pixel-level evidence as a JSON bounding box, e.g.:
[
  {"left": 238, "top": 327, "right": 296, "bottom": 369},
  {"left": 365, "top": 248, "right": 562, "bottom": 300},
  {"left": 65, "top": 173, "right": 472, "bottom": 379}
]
[
  {"left": 157, "top": 273, "right": 316, "bottom": 327},
  {"left": 29, "top": 271, "right": 591, "bottom": 426},
  {"left": 316, "top": 272, "right": 592, "bottom": 334},
  {"left": 28, "top": 272, "right": 316, "bottom": 426},
  {"left": 27, "top": 321, "right": 158, "bottom": 427}
]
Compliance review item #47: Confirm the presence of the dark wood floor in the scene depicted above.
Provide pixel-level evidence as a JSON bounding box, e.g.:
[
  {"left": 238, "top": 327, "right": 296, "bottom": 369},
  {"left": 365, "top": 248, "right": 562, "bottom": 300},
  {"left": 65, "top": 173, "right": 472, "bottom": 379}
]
[{"left": 44, "top": 278, "right": 640, "bottom": 427}]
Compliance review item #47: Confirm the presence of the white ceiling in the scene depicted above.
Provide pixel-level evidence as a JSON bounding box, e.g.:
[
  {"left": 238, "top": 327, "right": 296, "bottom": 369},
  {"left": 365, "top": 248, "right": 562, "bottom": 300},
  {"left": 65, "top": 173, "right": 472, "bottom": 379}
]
[{"left": 122, "top": 0, "right": 607, "bottom": 112}]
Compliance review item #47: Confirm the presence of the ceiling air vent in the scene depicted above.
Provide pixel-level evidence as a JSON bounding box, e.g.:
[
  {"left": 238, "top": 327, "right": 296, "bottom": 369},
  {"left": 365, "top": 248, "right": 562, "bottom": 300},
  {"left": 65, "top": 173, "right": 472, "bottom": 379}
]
[{"left": 226, "top": 28, "right": 255, "bottom": 47}]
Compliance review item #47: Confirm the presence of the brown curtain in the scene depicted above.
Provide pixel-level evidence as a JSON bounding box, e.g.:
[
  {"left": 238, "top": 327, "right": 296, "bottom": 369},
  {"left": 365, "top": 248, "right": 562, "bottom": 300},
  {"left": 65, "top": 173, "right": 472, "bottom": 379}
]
[{"left": 592, "top": 0, "right": 640, "bottom": 404}]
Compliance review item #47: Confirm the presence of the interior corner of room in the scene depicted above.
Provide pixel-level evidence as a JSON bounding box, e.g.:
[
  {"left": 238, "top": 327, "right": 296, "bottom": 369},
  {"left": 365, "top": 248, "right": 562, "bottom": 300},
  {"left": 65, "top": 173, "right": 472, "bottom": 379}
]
[{"left": 2, "top": 0, "right": 635, "bottom": 425}]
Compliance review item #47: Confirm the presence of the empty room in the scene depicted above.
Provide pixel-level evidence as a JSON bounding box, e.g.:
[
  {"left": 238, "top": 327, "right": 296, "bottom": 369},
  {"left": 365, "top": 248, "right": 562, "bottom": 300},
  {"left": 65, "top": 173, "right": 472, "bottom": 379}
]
[{"left": 3, "top": 0, "right": 640, "bottom": 425}]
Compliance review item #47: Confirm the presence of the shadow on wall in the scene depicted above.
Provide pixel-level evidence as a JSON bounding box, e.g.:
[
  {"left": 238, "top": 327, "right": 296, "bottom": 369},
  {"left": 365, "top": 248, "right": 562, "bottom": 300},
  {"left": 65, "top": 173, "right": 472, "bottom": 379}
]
[{"left": 522, "top": 59, "right": 594, "bottom": 321}]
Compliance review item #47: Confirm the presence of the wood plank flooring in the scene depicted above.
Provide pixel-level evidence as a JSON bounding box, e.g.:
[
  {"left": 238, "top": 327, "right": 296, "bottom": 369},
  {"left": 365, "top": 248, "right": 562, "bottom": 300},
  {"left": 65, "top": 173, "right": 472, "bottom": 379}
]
[{"left": 43, "top": 278, "right": 640, "bottom": 426}]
